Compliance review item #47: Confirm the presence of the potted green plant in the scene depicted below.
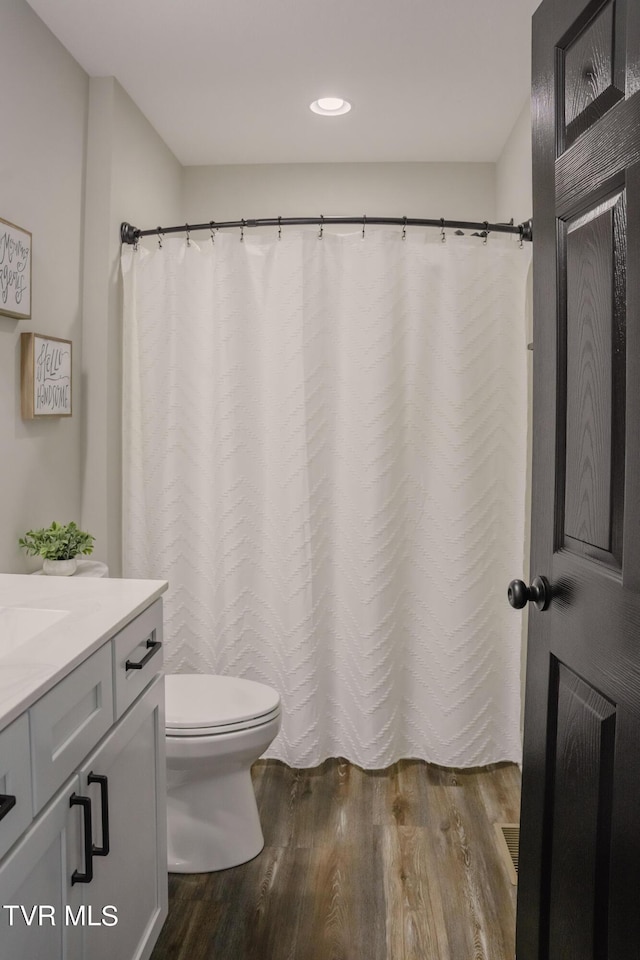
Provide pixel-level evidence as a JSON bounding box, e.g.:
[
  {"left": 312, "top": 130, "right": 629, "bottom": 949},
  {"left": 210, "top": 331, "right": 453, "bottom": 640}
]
[{"left": 18, "top": 521, "right": 96, "bottom": 576}]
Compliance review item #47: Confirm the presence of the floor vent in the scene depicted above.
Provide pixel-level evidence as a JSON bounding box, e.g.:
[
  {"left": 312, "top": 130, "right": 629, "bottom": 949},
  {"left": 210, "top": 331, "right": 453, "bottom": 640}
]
[{"left": 494, "top": 823, "right": 519, "bottom": 885}]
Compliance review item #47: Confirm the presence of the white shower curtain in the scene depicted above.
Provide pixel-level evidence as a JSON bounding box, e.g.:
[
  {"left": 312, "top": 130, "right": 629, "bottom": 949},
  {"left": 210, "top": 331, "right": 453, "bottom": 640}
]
[{"left": 122, "top": 229, "right": 531, "bottom": 768}]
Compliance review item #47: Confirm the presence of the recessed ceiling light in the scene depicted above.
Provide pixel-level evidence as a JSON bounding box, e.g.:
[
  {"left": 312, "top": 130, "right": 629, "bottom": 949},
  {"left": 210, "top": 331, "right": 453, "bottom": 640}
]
[{"left": 310, "top": 97, "right": 352, "bottom": 116}]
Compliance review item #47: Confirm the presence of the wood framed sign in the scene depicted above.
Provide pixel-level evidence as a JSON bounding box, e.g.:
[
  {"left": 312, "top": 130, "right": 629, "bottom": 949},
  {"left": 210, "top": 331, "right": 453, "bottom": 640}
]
[
  {"left": 21, "top": 333, "right": 72, "bottom": 418},
  {"left": 0, "top": 218, "right": 31, "bottom": 319}
]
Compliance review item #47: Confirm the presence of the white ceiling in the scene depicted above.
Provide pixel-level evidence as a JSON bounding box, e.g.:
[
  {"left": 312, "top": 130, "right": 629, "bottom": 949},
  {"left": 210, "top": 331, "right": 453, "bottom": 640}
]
[{"left": 25, "top": 0, "right": 539, "bottom": 166}]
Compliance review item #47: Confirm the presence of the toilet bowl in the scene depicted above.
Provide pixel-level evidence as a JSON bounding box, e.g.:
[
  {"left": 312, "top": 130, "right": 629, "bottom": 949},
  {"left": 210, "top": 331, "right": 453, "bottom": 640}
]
[{"left": 165, "top": 673, "right": 281, "bottom": 873}]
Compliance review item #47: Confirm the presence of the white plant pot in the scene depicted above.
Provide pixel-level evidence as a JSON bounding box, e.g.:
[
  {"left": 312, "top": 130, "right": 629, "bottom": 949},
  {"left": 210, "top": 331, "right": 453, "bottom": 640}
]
[{"left": 42, "top": 558, "right": 78, "bottom": 576}]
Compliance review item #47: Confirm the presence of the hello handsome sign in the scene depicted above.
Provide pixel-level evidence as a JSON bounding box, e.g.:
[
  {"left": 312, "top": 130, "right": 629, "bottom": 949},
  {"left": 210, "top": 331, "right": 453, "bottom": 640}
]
[{"left": 21, "top": 333, "right": 72, "bottom": 418}]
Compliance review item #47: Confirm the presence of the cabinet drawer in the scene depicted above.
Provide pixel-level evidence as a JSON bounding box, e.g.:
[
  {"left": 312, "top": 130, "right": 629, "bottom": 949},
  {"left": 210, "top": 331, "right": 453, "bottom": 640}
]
[
  {"left": 30, "top": 644, "right": 114, "bottom": 814},
  {"left": 0, "top": 715, "right": 33, "bottom": 860},
  {"left": 112, "top": 599, "right": 163, "bottom": 718}
]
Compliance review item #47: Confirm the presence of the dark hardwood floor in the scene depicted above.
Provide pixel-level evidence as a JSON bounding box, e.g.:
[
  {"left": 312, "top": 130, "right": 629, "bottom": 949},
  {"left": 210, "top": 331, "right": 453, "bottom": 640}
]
[{"left": 151, "top": 759, "right": 520, "bottom": 960}]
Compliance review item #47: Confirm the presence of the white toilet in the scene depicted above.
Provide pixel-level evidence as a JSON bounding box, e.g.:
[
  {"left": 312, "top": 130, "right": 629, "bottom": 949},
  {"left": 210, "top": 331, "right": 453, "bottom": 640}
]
[{"left": 164, "top": 673, "right": 281, "bottom": 873}]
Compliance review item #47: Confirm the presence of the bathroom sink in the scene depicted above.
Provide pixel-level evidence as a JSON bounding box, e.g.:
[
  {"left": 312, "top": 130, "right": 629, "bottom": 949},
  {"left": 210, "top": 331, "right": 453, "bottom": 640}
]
[{"left": 0, "top": 606, "right": 69, "bottom": 658}]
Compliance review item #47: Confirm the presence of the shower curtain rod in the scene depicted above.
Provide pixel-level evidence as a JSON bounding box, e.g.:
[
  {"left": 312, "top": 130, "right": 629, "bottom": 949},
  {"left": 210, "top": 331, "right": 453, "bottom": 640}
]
[{"left": 120, "top": 215, "right": 533, "bottom": 245}]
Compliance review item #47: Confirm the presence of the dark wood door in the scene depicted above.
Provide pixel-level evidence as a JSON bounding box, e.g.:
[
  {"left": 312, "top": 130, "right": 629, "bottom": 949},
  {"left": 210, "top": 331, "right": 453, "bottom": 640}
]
[{"left": 518, "top": 1, "right": 640, "bottom": 958}]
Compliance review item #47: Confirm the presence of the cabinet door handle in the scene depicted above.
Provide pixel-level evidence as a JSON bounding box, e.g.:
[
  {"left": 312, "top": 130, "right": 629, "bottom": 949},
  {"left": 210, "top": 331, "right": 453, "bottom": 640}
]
[
  {"left": 125, "top": 637, "right": 162, "bottom": 671},
  {"left": 87, "top": 773, "right": 110, "bottom": 856},
  {"left": 70, "top": 793, "right": 93, "bottom": 884},
  {"left": 0, "top": 794, "right": 16, "bottom": 823}
]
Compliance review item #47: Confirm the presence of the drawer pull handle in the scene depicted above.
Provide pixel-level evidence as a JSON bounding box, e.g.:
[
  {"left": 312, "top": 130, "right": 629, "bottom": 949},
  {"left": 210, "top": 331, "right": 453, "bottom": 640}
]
[
  {"left": 87, "top": 773, "right": 110, "bottom": 856},
  {"left": 125, "top": 638, "right": 162, "bottom": 671},
  {"left": 70, "top": 793, "right": 93, "bottom": 884},
  {"left": 0, "top": 794, "right": 16, "bottom": 823}
]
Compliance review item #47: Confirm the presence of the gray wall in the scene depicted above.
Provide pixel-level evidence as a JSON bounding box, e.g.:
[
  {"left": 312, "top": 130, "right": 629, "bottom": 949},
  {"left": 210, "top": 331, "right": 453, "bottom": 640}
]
[
  {"left": 0, "top": 0, "right": 183, "bottom": 575},
  {"left": 0, "top": 0, "right": 88, "bottom": 573},
  {"left": 496, "top": 99, "right": 532, "bottom": 225},
  {"left": 81, "top": 78, "right": 183, "bottom": 576},
  {"left": 185, "top": 162, "right": 496, "bottom": 227}
]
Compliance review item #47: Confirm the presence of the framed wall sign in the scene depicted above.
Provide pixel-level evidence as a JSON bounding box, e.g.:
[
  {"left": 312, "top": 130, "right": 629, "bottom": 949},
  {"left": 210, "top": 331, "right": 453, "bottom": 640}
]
[
  {"left": 0, "top": 218, "right": 31, "bottom": 319},
  {"left": 21, "top": 333, "right": 72, "bottom": 419}
]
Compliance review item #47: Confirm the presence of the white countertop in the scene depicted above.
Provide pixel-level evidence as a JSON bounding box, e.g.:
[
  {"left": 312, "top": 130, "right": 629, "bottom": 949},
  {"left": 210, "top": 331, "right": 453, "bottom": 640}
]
[{"left": 0, "top": 574, "right": 168, "bottom": 733}]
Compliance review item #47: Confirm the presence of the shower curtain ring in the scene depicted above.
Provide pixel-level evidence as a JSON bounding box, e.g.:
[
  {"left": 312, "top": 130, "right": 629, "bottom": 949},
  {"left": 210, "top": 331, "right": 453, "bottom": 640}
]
[
  {"left": 402, "top": 216, "right": 407, "bottom": 241},
  {"left": 157, "top": 227, "right": 163, "bottom": 249},
  {"left": 319, "top": 215, "right": 324, "bottom": 240},
  {"left": 483, "top": 221, "right": 489, "bottom": 244},
  {"left": 240, "top": 219, "right": 245, "bottom": 242},
  {"left": 518, "top": 224, "right": 524, "bottom": 248},
  {"left": 362, "top": 215, "right": 366, "bottom": 240},
  {"left": 210, "top": 221, "right": 216, "bottom": 244},
  {"left": 441, "top": 218, "right": 446, "bottom": 243},
  {"left": 278, "top": 216, "right": 282, "bottom": 241},
  {"left": 185, "top": 224, "right": 191, "bottom": 246}
]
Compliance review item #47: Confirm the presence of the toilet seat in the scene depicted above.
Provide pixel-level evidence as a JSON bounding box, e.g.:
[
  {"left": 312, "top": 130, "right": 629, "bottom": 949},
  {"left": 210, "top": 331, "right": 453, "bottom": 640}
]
[{"left": 165, "top": 674, "right": 281, "bottom": 737}]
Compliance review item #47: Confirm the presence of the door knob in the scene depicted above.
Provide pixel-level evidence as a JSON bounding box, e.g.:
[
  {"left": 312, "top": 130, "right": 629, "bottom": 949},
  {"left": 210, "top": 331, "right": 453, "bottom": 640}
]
[{"left": 507, "top": 576, "right": 551, "bottom": 611}]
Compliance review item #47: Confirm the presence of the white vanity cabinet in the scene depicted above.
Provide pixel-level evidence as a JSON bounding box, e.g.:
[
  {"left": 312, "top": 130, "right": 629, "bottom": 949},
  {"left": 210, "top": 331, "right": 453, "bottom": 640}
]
[
  {"left": 0, "top": 592, "right": 167, "bottom": 960},
  {"left": 78, "top": 676, "right": 166, "bottom": 960},
  {"left": 0, "top": 775, "right": 84, "bottom": 960}
]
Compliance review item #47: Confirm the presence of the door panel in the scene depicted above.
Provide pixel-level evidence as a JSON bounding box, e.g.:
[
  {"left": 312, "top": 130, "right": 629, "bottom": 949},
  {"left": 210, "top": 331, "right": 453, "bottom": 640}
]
[
  {"left": 547, "top": 663, "right": 615, "bottom": 960},
  {"left": 562, "top": 190, "right": 626, "bottom": 565},
  {"left": 565, "top": 205, "right": 614, "bottom": 550},
  {"left": 563, "top": 0, "right": 624, "bottom": 147},
  {"left": 519, "top": 0, "right": 640, "bottom": 958}
]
